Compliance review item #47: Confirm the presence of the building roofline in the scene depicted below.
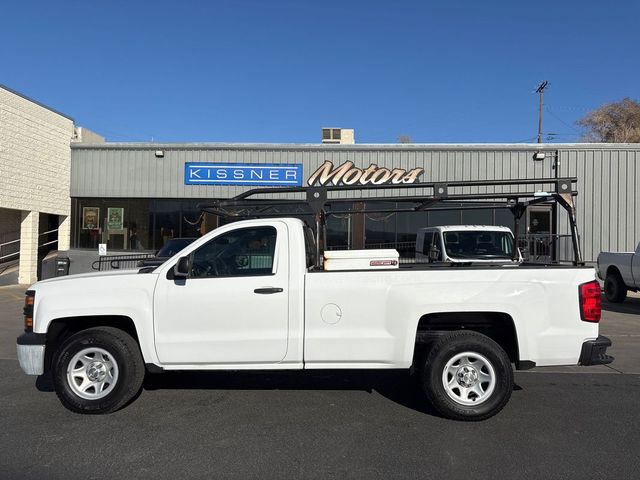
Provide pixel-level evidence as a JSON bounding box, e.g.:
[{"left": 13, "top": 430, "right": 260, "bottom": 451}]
[
  {"left": 70, "top": 142, "right": 640, "bottom": 151},
  {"left": 0, "top": 84, "right": 74, "bottom": 122}
]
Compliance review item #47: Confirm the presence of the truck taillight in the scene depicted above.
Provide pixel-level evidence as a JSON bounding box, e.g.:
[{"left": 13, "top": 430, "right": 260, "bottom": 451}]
[{"left": 579, "top": 280, "right": 601, "bottom": 323}]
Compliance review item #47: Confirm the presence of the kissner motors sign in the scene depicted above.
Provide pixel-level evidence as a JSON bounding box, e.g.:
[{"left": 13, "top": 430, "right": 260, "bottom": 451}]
[
  {"left": 184, "top": 163, "right": 303, "bottom": 186},
  {"left": 307, "top": 160, "right": 424, "bottom": 186}
]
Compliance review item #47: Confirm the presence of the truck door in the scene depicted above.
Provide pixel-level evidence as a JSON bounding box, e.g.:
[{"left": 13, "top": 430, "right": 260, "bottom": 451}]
[{"left": 153, "top": 222, "right": 289, "bottom": 365}]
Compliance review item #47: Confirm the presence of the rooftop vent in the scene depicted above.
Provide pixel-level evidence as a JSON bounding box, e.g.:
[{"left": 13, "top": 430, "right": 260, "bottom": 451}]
[{"left": 322, "top": 128, "right": 354, "bottom": 145}]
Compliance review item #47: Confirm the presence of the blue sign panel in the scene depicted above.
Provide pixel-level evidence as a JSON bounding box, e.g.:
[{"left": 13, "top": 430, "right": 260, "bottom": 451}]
[{"left": 184, "top": 163, "right": 303, "bottom": 187}]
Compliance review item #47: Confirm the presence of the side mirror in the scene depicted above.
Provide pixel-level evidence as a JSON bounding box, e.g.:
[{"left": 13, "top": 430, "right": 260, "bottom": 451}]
[{"left": 173, "top": 256, "right": 190, "bottom": 278}]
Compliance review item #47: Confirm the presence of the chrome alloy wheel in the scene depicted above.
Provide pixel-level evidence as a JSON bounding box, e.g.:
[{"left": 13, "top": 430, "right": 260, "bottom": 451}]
[
  {"left": 441, "top": 351, "right": 496, "bottom": 406},
  {"left": 66, "top": 347, "right": 119, "bottom": 400}
]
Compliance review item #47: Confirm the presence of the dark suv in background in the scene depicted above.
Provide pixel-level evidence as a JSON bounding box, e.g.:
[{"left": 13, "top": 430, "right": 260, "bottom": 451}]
[{"left": 137, "top": 238, "right": 197, "bottom": 268}]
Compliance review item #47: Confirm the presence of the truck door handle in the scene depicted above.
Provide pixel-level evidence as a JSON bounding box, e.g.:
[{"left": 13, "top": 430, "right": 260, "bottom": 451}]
[{"left": 254, "top": 287, "right": 283, "bottom": 295}]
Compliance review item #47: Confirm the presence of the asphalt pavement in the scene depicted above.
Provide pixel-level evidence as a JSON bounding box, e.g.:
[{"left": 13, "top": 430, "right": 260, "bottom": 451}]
[{"left": 1, "top": 284, "right": 639, "bottom": 480}]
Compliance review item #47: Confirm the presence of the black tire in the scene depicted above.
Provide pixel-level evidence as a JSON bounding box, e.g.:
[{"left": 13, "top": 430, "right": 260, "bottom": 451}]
[
  {"left": 421, "top": 331, "right": 513, "bottom": 421},
  {"left": 52, "top": 327, "right": 145, "bottom": 414},
  {"left": 604, "top": 272, "right": 627, "bottom": 303}
]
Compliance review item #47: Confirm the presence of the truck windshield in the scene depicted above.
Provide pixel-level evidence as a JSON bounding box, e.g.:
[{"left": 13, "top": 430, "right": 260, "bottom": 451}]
[{"left": 443, "top": 231, "right": 514, "bottom": 259}]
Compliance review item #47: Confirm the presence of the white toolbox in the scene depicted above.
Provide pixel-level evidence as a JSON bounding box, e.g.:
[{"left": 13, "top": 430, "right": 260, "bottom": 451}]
[{"left": 323, "top": 249, "right": 400, "bottom": 271}]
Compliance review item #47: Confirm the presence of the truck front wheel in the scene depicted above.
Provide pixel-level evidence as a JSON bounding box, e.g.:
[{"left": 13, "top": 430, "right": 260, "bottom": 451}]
[
  {"left": 421, "top": 331, "right": 513, "bottom": 421},
  {"left": 604, "top": 272, "right": 626, "bottom": 303},
  {"left": 52, "top": 327, "right": 145, "bottom": 414}
]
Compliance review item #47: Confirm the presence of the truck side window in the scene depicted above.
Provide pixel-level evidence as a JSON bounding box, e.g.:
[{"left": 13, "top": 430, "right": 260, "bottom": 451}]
[
  {"left": 190, "top": 226, "right": 277, "bottom": 278},
  {"left": 304, "top": 225, "right": 317, "bottom": 269},
  {"left": 423, "top": 233, "right": 433, "bottom": 255}
]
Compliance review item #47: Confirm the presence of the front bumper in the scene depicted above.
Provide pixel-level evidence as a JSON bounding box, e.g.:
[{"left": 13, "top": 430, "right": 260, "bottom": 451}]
[
  {"left": 16, "top": 332, "right": 46, "bottom": 375},
  {"left": 579, "top": 335, "right": 614, "bottom": 366}
]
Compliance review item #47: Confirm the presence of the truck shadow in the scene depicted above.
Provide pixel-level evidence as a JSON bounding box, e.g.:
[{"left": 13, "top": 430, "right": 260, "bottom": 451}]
[
  {"left": 35, "top": 370, "right": 524, "bottom": 416},
  {"left": 142, "top": 370, "right": 522, "bottom": 417},
  {"left": 602, "top": 295, "right": 640, "bottom": 315}
]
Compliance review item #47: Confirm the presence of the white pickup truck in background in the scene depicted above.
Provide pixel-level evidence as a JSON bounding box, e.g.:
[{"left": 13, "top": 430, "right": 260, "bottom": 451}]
[
  {"left": 415, "top": 225, "right": 521, "bottom": 264},
  {"left": 597, "top": 242, "right": 640, "bottom": 303},
  {"left": 17, "top": 217, "right": 613, "bottom": 421}
]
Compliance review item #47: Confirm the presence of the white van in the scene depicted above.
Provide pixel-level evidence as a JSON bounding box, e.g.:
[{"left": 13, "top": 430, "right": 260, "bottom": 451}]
[{"left": 415, "top": 225, "right": 521, "bottom": 264}]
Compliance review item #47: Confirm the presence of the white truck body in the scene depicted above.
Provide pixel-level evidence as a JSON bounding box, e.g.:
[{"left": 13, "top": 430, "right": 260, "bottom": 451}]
[
  {"left": 25, "top": 218, "right": 598, "bottom": 368},
  {"left": 17, "top": 217, "right": 612, "bottom": 419}
]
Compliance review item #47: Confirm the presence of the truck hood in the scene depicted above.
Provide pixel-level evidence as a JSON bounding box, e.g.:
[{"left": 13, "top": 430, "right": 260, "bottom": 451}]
[{"left": 31, "top": 269, "right": 153, "bottom": 288}]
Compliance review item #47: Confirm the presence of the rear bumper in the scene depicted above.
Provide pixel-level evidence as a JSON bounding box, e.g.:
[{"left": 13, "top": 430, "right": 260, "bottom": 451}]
[
  {"left": 16, "top": 332, "right": 46, "bottom": 375},
  {"left": 579, "top": 335, "right": 614, "bottom": 366}
]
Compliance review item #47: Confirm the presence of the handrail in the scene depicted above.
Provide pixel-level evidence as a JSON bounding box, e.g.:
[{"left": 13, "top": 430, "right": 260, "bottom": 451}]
[
  {"left": 92, "top": 253, "right": 156, "bottom": 271},
  {"left": 0, "top": 238, "right": 20, "bottom": 248}
]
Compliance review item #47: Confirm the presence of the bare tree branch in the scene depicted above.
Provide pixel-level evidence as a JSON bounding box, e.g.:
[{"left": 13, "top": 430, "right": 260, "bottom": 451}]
[{"left": 576, "top": 98, "right": 640, "bottom": 143}]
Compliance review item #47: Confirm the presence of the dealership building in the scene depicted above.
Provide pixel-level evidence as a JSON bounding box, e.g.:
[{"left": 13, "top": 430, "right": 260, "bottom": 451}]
[
  {"left": 69, "top": 139, "right": 640, "bottom": 264},
  {"left": 1, "top": 84, "right": 639, "bottom": 284}
]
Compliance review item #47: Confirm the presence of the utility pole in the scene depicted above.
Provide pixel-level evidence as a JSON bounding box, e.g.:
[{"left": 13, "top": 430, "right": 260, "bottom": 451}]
[{"left": 535, "top": 81, "right": 549, "bottom": 143}]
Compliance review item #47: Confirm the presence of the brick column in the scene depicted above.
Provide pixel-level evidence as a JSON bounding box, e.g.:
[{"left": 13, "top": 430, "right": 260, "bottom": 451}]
[
  {"left": 18, "top": 210, "right": 39, "bottom": 285},
  {"left": 58, "top": 215, "right": 71, "bottom": 251}
]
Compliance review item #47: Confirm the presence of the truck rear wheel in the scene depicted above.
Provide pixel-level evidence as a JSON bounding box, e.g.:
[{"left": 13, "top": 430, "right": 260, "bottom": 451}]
[
  {"left": 52, "top": 327, "right": 145, "bottom": 414},
  {"left": 604, "top": 272, "right": 626, "bottom": 303},
  {"left": 421, "top": 331, "right": 513, "bottom": 421}
]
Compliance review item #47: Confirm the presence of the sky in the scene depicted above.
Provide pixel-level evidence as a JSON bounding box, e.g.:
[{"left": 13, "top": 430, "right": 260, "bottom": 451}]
[{"left": 1, "top": 0, "right": 638, "bottom": 144}]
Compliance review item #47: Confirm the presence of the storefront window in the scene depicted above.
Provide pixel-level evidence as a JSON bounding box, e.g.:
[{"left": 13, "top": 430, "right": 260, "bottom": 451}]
[
  {"left": 73, "top": 199, "right": 152, "bottom": 251},
  {"left": 495, "top": 208, "right": 515, "bottom": 230},
  {"left": 397, "top": 211, "right": 429, "bottom": 243},
  {"left": 429, "top": 209, "right": 462, "bottom": 227},
  {"left": 364, "top": 202, "right": 397, "bottom": 247},
  {"left": 461, "top": 208, "right": 493, "bottom": 225},
  {"left": 71, "top": 198, "right": 519, "bottom": 252},
  {"left": 73, "top": 198, "right": 209, "bottom": 251}
]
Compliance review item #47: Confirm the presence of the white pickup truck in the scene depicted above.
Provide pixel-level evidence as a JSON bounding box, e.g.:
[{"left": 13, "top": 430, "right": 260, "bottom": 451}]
[
  {"left": 597, "top": 242, "right": 640, "bottom": 303},
  {"left": 17, "top": 217, "right": 612, "bottom": 421}
]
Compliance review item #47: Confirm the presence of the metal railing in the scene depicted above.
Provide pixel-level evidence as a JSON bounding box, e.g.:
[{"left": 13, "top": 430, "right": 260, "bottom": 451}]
[
  {"left": 517, "top": 234, "right": 577, "bottom": 264},
  {"left": 0, "top": 238, "right": 20, "bottom": 263},
  {"left": 92, "top": 254, "right": 156, "bottom": 271},
  {"left": 38, "top": 228, "right": 59, "bottom": 249}
]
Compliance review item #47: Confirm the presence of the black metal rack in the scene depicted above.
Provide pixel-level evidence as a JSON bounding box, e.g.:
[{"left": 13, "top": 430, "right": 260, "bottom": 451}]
[{"left": 199, "top": 177, "right": 583, "bottom": 267}]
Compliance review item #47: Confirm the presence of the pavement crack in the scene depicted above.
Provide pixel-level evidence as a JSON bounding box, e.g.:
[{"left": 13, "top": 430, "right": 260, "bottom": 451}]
[{"left": 604, "top": 364, "right": 625, "bottom": 374}]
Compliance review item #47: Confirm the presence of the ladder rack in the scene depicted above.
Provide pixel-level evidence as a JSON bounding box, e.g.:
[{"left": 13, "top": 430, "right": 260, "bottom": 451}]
[{"left": 199, "top": 177, "right": 583, "bottom": 267}]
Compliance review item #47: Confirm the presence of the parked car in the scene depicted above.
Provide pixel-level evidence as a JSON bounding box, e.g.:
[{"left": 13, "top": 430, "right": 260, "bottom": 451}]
[
  {"left": 597, "top": 242, "right": 640, "bottom": 302},
  {"left": 17, "top": 218, "right": 611, "bottom": 421},
  {"left": 416, "top": 225, "right": 522, "bottom": 264},
  {"left": 137, "top": 238, "right": 197, "bottom": 268}
]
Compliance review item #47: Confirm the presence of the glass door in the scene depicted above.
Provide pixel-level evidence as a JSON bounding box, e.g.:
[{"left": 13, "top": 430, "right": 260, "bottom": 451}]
[{"left": 526, "top": 206, "right": 552, "bottom": 262}]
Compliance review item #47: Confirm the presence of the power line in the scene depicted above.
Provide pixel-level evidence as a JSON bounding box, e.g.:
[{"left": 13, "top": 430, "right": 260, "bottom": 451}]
[{"left": 545, "top": 106, "right": 581, "bottom": 133}]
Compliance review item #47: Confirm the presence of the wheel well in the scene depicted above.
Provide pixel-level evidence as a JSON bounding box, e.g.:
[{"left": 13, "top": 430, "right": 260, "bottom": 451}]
[
  {"left": 606, "top": 266, "right": 622, "bottom": 278},
  {"left": 44, "top": 316, "right": 139, "bottom": 373},
  {"left": 415, "top": 312, "right": 519, "bottom": 364}
]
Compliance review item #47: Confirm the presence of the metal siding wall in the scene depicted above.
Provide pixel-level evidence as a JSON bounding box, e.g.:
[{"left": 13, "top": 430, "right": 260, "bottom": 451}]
[
  {"left": 558, "top": 147, "right": 640, "bottom": 262},
  {"left": 73, "top": 146, "right": 554, "bottom": 198},
  {"left": 71, "top": 145, "right": 640, "bottom": 262}
]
